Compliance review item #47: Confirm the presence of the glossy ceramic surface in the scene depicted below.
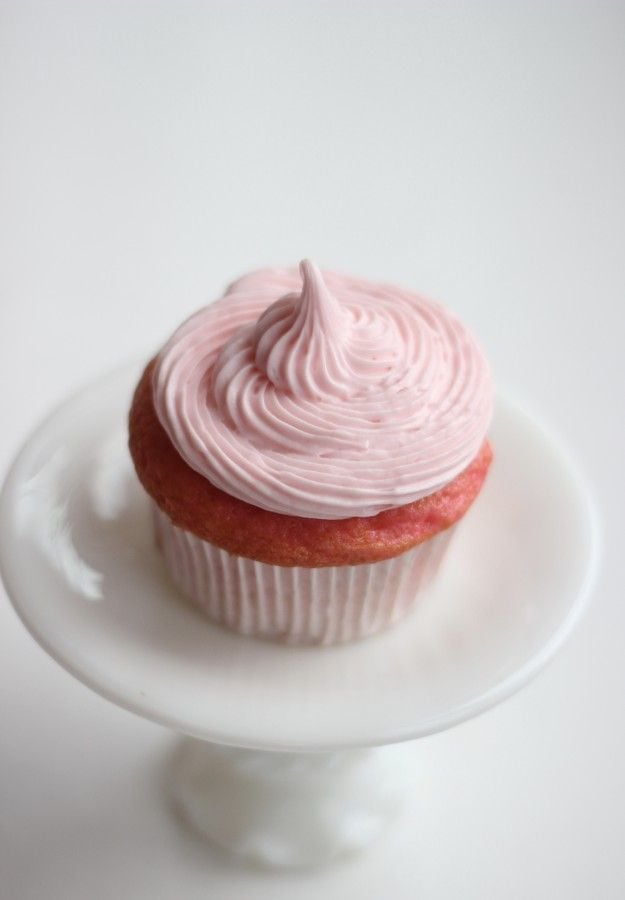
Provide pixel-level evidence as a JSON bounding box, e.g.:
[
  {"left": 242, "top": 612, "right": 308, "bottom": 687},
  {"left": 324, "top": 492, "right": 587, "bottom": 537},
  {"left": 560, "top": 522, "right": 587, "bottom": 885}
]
[{"left": 0, "top": 365, "right": 598, "bottom": 751}]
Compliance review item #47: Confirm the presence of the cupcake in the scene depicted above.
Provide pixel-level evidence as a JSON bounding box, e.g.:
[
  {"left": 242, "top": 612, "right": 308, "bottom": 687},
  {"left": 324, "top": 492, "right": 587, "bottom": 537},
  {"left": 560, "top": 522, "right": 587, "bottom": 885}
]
[{"left": 129, "top": 260, "right": 493, "bottom": 645}]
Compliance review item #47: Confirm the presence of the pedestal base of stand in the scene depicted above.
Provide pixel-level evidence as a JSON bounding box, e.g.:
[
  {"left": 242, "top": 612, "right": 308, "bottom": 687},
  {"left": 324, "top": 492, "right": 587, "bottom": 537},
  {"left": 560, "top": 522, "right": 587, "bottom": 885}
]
[{"left": 170, "top": 739, "right": 418, "bottom": 868}]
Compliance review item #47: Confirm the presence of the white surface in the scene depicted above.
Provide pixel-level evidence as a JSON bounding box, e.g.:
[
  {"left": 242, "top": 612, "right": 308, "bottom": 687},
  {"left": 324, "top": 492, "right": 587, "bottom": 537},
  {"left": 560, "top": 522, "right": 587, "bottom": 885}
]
[
  {"left": 1, "top": 2, "right": 623, "bottom": 898},
  {"left": 0, "top": 367, "right": 596, "bottom": 749}
]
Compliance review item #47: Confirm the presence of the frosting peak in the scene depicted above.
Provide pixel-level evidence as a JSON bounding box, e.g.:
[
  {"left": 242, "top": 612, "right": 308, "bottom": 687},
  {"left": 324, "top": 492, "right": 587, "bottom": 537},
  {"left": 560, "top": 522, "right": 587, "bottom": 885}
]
[
  {"left": 152, "top": 261, "right": 493, "bottom": 519},
  {"left": 252, "top": 260, "right": 350, "bottom": 400}
]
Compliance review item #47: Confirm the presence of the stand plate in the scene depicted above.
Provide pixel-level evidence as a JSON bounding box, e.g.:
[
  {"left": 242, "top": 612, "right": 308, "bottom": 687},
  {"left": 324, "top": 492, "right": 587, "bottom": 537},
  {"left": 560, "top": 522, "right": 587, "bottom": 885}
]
[{"left": 0, "top": 365, "right": 598, "bottom": 752}]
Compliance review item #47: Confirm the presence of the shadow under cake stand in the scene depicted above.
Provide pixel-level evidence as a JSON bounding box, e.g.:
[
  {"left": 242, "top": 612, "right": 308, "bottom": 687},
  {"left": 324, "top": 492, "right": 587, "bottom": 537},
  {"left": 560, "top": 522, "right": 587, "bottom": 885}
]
[{"left": 0, "top": 365, "right": 598, "bottom": 870}]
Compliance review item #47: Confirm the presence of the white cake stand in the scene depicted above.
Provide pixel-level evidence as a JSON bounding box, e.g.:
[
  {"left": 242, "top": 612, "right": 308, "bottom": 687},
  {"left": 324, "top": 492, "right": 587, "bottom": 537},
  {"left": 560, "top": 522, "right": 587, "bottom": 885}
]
[{"left": 0, "top": 364, "right": 598, "bottom": 871}]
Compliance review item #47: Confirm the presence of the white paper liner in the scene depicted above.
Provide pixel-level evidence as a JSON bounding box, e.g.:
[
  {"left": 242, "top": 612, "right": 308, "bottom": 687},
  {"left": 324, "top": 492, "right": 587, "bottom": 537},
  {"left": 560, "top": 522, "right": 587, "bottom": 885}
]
[{"left": 153, "top": 505, "right": 455, "bottom": 645}]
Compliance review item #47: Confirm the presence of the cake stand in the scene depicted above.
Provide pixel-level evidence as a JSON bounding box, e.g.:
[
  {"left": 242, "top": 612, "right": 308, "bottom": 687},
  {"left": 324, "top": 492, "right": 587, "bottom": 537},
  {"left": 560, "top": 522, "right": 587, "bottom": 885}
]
[{"left": 0, "top": 364, "right": 598, "bottom": 874}]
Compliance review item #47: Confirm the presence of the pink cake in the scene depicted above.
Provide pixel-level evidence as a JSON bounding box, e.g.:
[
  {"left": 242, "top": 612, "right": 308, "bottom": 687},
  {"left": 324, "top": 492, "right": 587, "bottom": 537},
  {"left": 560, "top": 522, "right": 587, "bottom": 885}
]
[{"left": 129, "top": 260, "right": 493, "bottom": 644}]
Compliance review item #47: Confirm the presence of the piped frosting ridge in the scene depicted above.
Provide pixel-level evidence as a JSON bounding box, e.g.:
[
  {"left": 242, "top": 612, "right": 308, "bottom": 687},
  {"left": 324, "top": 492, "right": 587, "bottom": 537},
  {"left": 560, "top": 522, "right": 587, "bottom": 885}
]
[{"left": 152, "top": 260, "right": 493, "bottom": 519}]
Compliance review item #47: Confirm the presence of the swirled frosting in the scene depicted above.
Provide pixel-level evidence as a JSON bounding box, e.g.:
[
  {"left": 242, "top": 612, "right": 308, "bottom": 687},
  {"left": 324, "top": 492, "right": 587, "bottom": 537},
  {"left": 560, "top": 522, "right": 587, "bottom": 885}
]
[{"left": 153, "top": 260, "right": 493, "bottom": 519}]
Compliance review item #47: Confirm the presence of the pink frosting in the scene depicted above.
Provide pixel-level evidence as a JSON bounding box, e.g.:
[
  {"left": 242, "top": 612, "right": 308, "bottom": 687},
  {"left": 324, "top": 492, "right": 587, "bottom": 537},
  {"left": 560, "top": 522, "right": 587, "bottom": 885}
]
[{"left": 152, "top": 260, "right": 493, "bottom": 519}]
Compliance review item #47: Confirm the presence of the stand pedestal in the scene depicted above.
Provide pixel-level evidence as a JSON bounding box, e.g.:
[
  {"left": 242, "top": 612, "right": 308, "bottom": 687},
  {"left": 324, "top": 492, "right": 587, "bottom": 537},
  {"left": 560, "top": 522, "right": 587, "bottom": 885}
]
[
  {"left": 0, "top": 365, "right": 597, "bottom": 876},
  {"left": 171, "top": 740, "right": 417, "bottom": 867}
]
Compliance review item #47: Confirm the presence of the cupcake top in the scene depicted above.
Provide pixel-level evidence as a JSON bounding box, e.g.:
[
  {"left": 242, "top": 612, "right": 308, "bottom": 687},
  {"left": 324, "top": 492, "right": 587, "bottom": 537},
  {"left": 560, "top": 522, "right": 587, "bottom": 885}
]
[{"left": 152, "top": 260, "right": 493, "bottom": 519}]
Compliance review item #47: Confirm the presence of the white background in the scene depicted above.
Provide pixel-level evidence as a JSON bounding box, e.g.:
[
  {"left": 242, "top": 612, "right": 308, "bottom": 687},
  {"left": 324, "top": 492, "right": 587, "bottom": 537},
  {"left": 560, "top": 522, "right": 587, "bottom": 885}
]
[{"left": 1, "top": 2, "right": 623, "bottom": 897}]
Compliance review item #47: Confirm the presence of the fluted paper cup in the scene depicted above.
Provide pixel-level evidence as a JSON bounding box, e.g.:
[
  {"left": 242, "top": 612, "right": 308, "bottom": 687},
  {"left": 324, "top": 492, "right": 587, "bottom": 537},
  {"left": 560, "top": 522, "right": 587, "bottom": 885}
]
[{"left": 153, "top": 505, "right": 454, "bottom": 646}]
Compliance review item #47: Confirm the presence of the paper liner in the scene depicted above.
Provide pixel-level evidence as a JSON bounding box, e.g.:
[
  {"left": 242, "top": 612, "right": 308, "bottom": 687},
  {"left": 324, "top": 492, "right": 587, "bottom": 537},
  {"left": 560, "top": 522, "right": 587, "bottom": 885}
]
[{"left": 154, "top": 505, "right": 454, "bottom": 645}]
